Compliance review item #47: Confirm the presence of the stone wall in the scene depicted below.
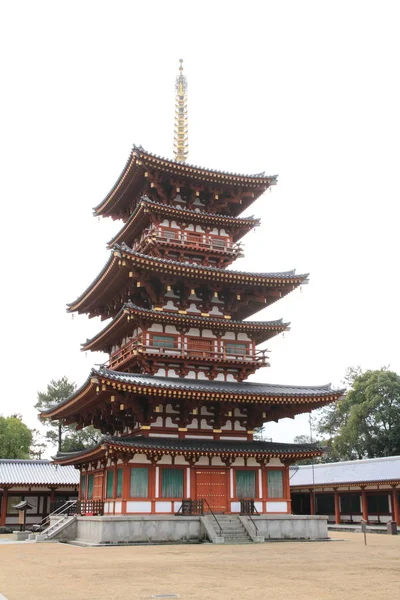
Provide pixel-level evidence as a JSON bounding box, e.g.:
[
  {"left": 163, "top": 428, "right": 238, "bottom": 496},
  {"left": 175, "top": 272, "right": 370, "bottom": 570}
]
[{"left": 76, "top": 515, "right": 202, "bottom": 544}]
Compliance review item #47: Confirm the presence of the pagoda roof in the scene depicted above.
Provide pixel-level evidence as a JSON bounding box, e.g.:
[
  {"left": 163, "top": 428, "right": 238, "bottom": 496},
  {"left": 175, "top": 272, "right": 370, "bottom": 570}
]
[
  {"left": 67, "top": 244, "right": 307, "bottom": 319},
  {"left": 54, "top": 436, "right": 323, "bottom": 466},
  {"left": 82, "top": 302, "right": 289, "bottom": 352},
  {"left": 108, "top": 197, "right": 260, "bottom": 247},
  {"left": 93, "top": 145, "right": 277, "bottom": 220},
  {"left": 41, "top": 367, "right": 344, "bottom": 421}
]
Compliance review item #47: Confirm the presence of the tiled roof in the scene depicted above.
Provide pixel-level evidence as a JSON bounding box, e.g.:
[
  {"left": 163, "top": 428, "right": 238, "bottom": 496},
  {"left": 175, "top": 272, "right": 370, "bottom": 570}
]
[
  {"left": 82, "top": 301, "right": 289, "bottom": 351},
  {"left": 107, "top": 197, "right": 260, "bottom": 247},
  {"left": 107, "top": 435, "right": 321, "bottom": 455},
  {"left": 0, "top": 459, "right": 79, "bottom": 487},
  {"left": 94, "top": 145, "right": 277, "bottom": 216},
  {"left": 56, "top": 435, "right": 322, "bottom": 463},
  {"left": 92, "top": 367, "right": 338, "bottom": 397},
  {"left": 290, "top": 455, "right": 400, "bottom": 487},
  {"left": 114, "top": 243, "right": 302, "bottom": 281},
  {"left": 40, "top": 368, "right": 343, "bottom": 420}
]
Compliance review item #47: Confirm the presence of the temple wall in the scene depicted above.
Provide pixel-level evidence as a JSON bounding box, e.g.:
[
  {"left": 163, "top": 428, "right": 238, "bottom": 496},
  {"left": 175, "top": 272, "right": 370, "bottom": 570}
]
[{"left": 54, "top": 514, "right": 328, "bottom": 544}]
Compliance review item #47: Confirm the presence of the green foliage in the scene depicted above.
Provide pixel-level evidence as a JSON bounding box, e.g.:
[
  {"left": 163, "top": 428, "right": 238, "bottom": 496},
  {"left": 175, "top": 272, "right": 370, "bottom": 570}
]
[
  {"left": 0, "top": 415, "right": 33, "bottom": 459},
  {"left": 317, "top": 367, "right": 400, "bottom": 460},
  {"left": 36, "top": 377, "right": 102, "bottom": 452}
]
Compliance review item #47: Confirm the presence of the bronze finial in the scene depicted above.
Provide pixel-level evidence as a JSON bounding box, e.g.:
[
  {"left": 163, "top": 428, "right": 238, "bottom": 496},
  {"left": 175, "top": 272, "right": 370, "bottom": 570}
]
[{"left": 174, "top": 59, "right": 188, "bottom": 163}]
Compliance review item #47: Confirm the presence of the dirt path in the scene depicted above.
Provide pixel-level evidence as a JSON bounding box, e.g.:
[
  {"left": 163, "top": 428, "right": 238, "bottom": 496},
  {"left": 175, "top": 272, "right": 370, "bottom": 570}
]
[{"left": 0, "top": 532, "right": 399, "bottom": 599}]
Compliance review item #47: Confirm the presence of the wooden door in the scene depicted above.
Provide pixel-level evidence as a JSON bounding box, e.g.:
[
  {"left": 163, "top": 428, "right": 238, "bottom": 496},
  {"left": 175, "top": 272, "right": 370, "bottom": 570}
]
[
  {"left": 93, "top": 473, "right": 104, "bottom": 500},
  {"left": 195, "top": 470, "right": 228, "bottom": 513}
]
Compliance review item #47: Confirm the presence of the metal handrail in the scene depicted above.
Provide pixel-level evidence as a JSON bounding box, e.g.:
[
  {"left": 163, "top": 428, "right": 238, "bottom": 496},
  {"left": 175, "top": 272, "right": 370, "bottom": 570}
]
[
  {"left": 202, "top": 498, "right": 223, "bottom": 537},
  {"left": 31, "top": 500, "right": 77, "bottom": 532},
  {"left": 247, "top": 508, "right": 260, "bottom": 537},
  {"left": 240, "top": 499, "right": 260, "bottom": 536}
]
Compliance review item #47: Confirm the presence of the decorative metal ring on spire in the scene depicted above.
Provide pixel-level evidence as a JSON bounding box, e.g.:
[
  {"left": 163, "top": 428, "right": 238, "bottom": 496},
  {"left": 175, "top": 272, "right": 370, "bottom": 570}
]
[{"left": 174, "top": 59, "right": 188, "bottom": 163}]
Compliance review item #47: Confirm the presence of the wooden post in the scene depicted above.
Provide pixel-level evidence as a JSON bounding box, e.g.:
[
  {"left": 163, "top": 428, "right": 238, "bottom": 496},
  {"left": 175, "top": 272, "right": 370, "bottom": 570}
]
[
  {"left": 0, "top": 489, "right": 8, "bottom": 526},
  {"left": 391, "top": 486, "right": 400, "bottom": 525},
  {"left": 361, "top": 488, "right": 368, "bottom": 523},
  {"left": 334, "top": 489, "right": 340, "bottom": 524},
  {"left": 309, "top": 489, "right": 315, "bottom": 515}
]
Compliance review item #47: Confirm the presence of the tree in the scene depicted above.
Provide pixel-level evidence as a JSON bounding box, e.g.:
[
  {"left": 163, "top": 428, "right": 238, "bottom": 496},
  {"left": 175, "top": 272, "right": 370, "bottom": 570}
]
[
  {"left": 35, "top": 377, "right": 102, "bottom": 452},
  {"left": 0, "top": 415, "right": 32, "bottom": 459},
  {"left": 317, "top": 367, "right": 400, "bottom": 460}
]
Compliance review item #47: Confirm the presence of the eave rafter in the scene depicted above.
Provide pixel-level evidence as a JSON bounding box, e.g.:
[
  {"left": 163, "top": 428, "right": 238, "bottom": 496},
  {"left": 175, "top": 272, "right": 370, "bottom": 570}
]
[
  {"left": 54, "top": 437, "right": 323, "bottom": 468},
  {"left": 93, "top": 146, "right": 277, "bottom": 220},
  {"left": 41, "top": 370, "right": 344, "bottom": 423},
  {"left": 82, "top": 302, "right": 290, "bottom": 353},
  {"left": 67, "top": 245, "right": 307, "bottom": 319},
  {"left": 107, "top": 197, "right": 260, "bottom": 250}
]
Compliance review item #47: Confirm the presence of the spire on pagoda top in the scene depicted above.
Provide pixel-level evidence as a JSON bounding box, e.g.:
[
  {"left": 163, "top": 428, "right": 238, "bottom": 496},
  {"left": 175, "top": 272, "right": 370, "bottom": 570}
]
[{"left": 173, "top": 59, "right": 188, "bottom": 163}]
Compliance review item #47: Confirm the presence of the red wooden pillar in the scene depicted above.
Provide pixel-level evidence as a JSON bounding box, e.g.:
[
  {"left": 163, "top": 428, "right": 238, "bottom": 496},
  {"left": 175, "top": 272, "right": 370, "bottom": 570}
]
[
  {"left": 391, "top": 486, "right": 400, "bottom": 525},
  {"left": 334, "top": 489, "right": 340, "bottom": 524},
  {"left": 361, "top": 488, "right": 368, "bottom": 522},
  {"left": 309, "top": 489, "right": 315, "bottom": 515},
  {"left": 121, "top": 462, "right": 129, "bottom": 515},
  {"left": 0, "top": 489, "right": 8, "bottom": 526},
  {"left": 284, "top": 465, "right": 291, "bottom": 514}
]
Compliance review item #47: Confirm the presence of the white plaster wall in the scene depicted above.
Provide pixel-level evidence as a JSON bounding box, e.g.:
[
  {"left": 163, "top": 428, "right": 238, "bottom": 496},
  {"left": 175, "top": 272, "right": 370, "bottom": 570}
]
[
  {"left": 268, "top": 458, "right": 284, "bottom": 466},
  {"left": 157, "top": 456, "right": 172, "bottom": 465},
  {"left": 210, "top": 457, "right": 224, "bottom": 466},
  {"left": 165, "top": 325, "right": 178, "bottom": 334},
  {"left": 266, "top": 502, "right": 288, "bottom": 513},
  {"left": 130, "top": 454, "right": 151, "bottom": 464},
  {"left": 156, "top": 501, "right": 172, "bottom": 513}
]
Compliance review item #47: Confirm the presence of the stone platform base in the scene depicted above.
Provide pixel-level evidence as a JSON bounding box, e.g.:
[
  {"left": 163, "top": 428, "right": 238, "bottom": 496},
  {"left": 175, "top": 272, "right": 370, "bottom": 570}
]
[{"left": 52, "top": 514, "right": 328, "bottom": 545}]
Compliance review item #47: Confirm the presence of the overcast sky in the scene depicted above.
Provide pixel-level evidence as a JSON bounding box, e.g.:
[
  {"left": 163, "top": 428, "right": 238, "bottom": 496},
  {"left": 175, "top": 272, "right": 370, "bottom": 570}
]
[{"left": 1, "top": 1, "right": 399, "bottom": 452}]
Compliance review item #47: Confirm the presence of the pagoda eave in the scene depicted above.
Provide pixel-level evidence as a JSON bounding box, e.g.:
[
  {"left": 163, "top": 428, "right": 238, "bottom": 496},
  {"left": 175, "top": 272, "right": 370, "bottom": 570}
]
[
  {"left": 82, "top": 303, "right": 289, "bottom": 353},
  {"left": 93, "top": 146, "right": 277, "bottom": 220},
  {"left": 67, "top": 246, "right": 307, "bottom": 318},
  {"left": 107, "top": 198, "right": 260, "bottom": 248},
  {"left": 54, "top": 436, "right": 323, "bottom": 468},
  {"left": 41, "top": 368, "right": 344, "bottom": 422}
]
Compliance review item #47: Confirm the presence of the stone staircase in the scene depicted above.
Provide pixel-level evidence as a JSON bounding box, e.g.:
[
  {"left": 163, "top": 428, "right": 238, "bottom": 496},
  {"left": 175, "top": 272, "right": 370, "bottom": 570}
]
[
  {"left": 27, "top": 514, "right": 76, "bottom": 542},
  {"left": 217, "top": 515, "right": 253, "bottom": 544}
]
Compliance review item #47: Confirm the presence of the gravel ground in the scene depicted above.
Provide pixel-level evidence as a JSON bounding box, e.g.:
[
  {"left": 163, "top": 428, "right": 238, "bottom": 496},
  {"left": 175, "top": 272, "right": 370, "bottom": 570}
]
[{"left": 0, "top": 531, "right": 399, "bottom": 599}]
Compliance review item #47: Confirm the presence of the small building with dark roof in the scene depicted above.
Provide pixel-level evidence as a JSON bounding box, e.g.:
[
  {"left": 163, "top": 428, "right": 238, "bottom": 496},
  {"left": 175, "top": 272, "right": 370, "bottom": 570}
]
[
  {"left": 290, "top": 456, "right": 400, "bottom": 525},
  {"left": 0, "top": 459, "right": 79, "bottom": 529}
]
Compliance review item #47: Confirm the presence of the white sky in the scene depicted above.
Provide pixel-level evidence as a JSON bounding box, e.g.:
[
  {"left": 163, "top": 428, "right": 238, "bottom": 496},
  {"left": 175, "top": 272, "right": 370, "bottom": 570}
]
[{"left": 1, "top": 0, "right": 399, "bottom": 451}]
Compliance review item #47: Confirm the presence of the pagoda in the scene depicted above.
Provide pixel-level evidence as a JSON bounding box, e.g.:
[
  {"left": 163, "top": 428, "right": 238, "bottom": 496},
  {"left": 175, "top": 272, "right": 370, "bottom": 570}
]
[{"left": 42, "top": 62, "right": 342, "bottom": 527}]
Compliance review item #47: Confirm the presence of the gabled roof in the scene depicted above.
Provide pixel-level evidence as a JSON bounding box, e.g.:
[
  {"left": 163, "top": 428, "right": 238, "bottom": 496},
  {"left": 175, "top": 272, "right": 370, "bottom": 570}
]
[
  {"left": 290, "top": 455, "right": 400, "bottom": 488},
  {"left": 67, "top": 244, "right": 307, "bottom": 319},
  {"left": 0, "top": 459, "right": 79, "bottom": 487},
  {"left": 55, "top": 435, "right": 323, "bottom": 466},
  {"left": 93, "top": 145, "right": 277, "bottom": 220},
  {"left": 41, "top": 366, "right": 344, "bottom": 420},
  {"left": 82, "top": 301, "right": 289, "bottom": 352},
  {"left": 108, "top": 197, "right": 259, "bottom": 248}
]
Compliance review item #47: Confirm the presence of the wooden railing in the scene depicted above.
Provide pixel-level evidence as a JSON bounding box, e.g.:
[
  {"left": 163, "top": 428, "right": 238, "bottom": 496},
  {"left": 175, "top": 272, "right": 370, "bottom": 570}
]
[
  {"left": 134, "top": 228, "right": 242, "bottom": 255},
  {"left": 77, "top": 500, "right": 104, "bottom": 516},
  {"left": 176, "top": 498, "right": 223, "bottom": 536},
  {"left": 108, "top": 336, "right": 268, "bottom": 370}
]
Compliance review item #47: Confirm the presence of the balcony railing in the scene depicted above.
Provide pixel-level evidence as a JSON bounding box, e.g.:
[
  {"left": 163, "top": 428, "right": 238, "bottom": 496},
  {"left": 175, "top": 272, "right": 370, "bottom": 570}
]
[
  {"left": 108, "top": 335, "right": 268, "bottom": 371},
  {"left": 134, "top": 228, "right": 243, "bottom": 255}
]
